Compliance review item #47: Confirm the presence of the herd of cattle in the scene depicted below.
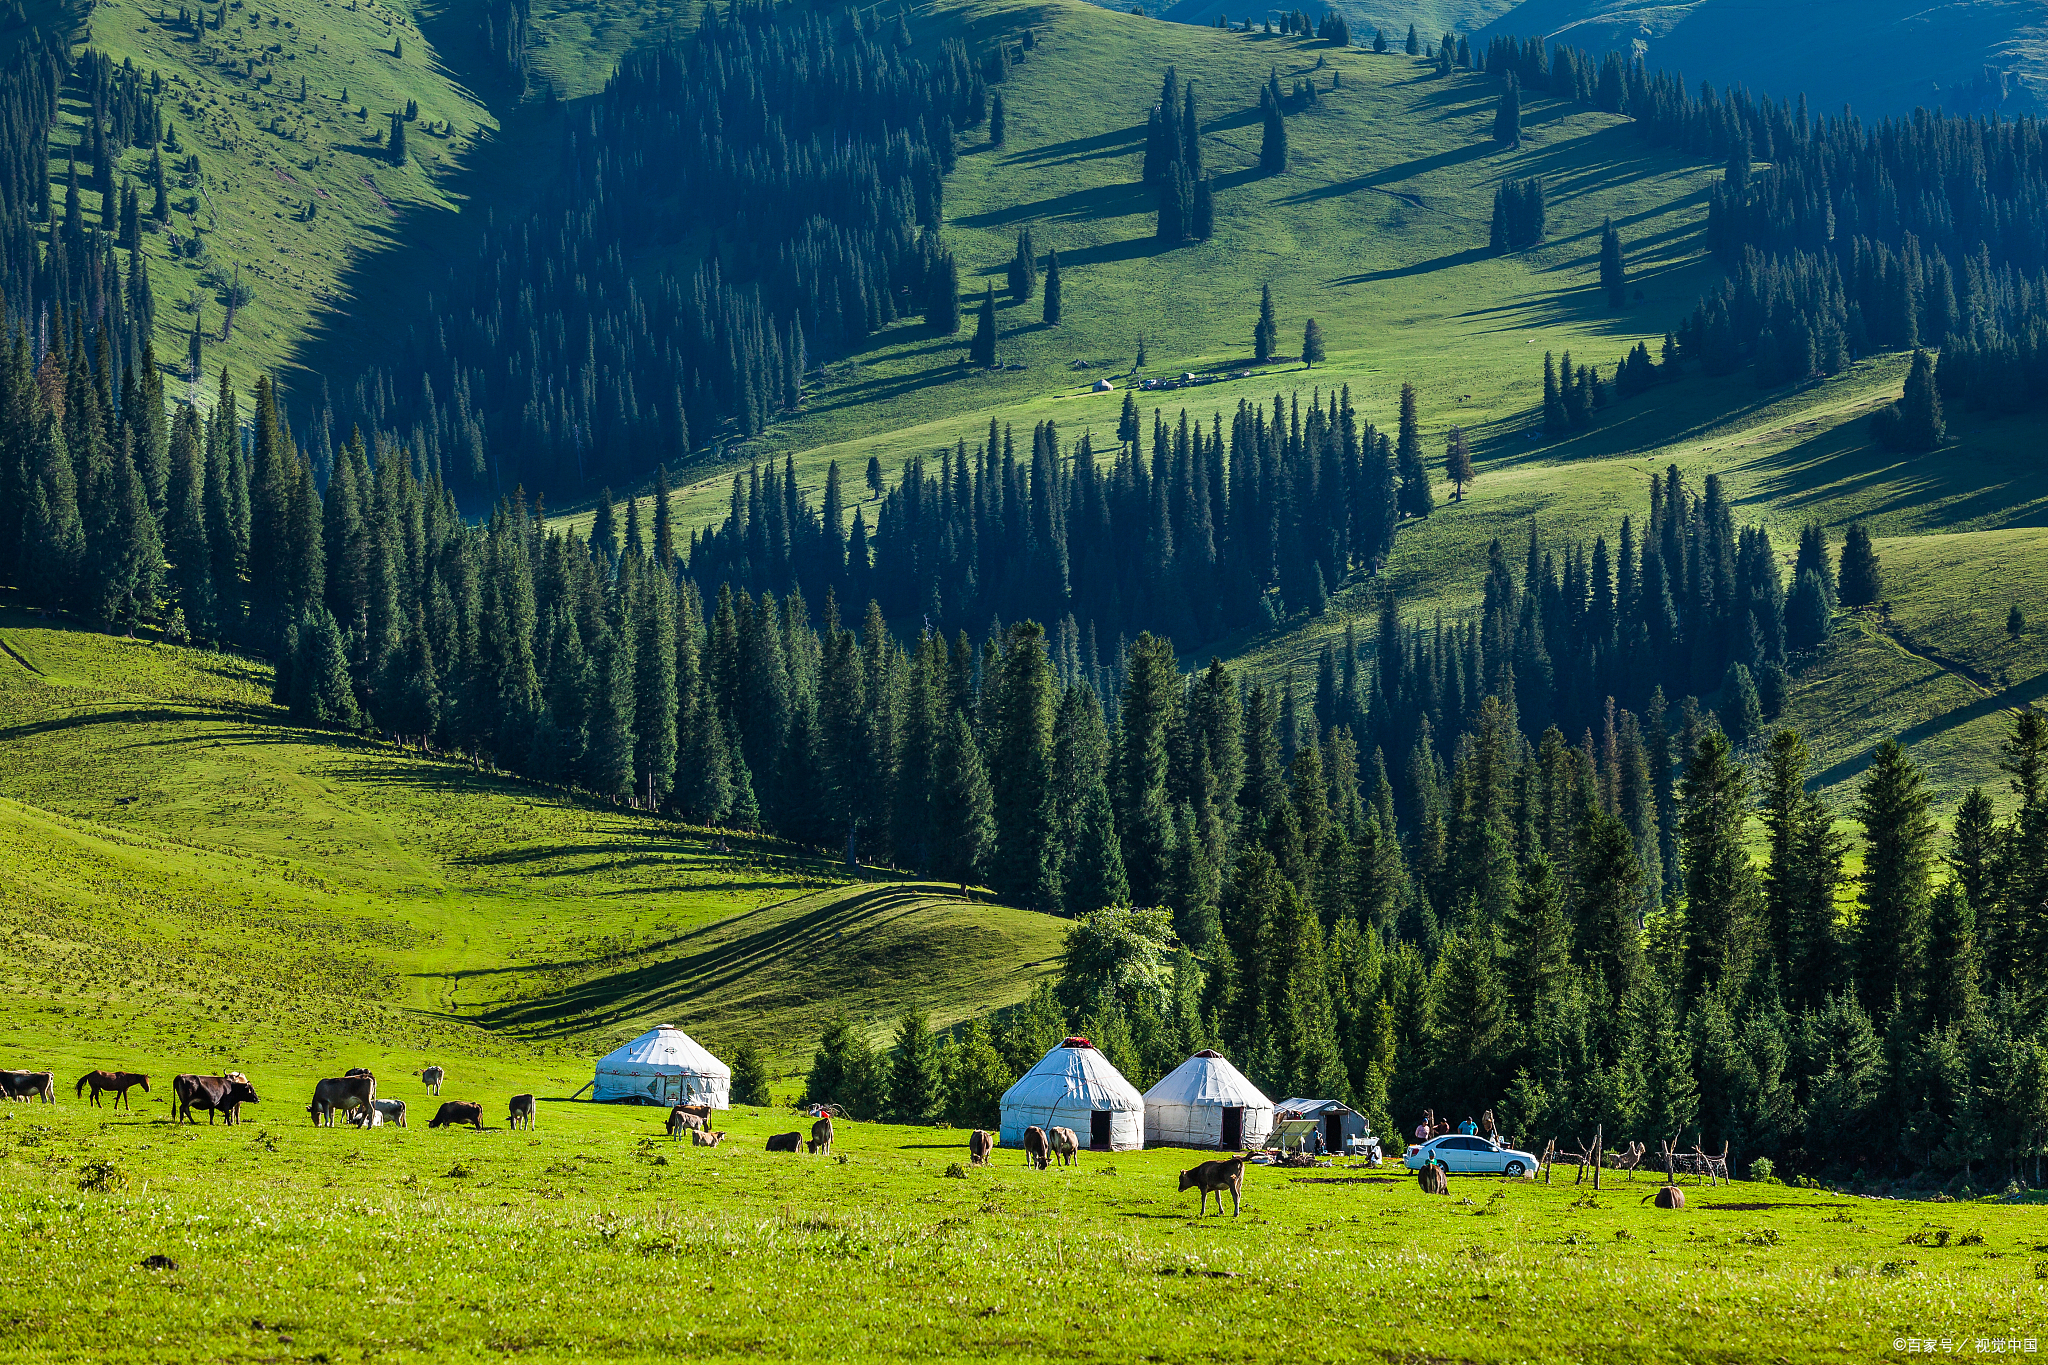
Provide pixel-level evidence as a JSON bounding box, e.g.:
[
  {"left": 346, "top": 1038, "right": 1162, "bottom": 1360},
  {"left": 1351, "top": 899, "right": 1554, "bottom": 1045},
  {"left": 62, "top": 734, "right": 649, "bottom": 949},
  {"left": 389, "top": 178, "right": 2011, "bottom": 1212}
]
[
  {"left": 6, "top": 1067, "right": 1249, "bottom": 1214},
  {"left": 0, "top": 1063, "right": 519, "bottom": 1132}
]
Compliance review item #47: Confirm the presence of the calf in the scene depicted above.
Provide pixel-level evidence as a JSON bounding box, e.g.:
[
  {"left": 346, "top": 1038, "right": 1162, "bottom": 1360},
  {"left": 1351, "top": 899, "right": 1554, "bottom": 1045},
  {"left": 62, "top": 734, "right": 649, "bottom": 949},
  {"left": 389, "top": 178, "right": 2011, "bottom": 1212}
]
[
  {"left": 173, "top": 1073, "right": 259, "bottom": 1125},
  {"left": 1022, "top": 1125, "right": 1050, "bottom": 1170},
  {"left": 806, "top": 1114, "right": 834, "bottom": 1156},
  {"left": 1179, "top": 1156, "right": 1246, "bottom": 1217},
  {"left": 666, "top": 1106, "right": 708, "bottom": 1139},
  {"left": 967, "top": 1129, "right": 994, "bottom": 1166},
  {"left": 307, "top": 1074, "right": 378, "bottom": 1127},
  {"left": 1048, "top": 1126, "right": 1080, "bottom": 1167},
  {"left": 508, "top": 1094, "right": 536, "bottom": 1130},
  {"left": 428, "top": 1101, "right": 485, "bottom": 1130},
  {"left": 348, "top": 1098, "right": 407, "bottom": 1129},
  {"left": 766, "top": 1131, "right": 802, "bottom": 1153},
  {"left": 691, "top": 1129, "right": 726, "bottom": 1147},
  {"left": 418, "top": 1066, "right": 444, "bottom": 1096}
]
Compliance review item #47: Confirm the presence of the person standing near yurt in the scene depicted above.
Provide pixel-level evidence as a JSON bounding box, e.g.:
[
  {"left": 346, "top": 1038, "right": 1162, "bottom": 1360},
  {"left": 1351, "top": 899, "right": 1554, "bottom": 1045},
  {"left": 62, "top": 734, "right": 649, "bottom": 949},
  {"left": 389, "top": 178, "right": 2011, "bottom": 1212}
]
[
  {"left": 1142, "top": 1049, "right": 1274, "bottom": 1150},
  {"left": 999, "top": 1037, "right": 1145, "bottom": 1152}
]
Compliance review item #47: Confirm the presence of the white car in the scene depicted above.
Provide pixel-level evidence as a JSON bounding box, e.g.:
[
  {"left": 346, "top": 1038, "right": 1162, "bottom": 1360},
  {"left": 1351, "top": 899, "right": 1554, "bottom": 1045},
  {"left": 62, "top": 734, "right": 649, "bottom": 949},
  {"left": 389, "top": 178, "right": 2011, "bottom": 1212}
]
[{"left": 1404, "top": 1134, "right": 1540, "bottom": 1178}]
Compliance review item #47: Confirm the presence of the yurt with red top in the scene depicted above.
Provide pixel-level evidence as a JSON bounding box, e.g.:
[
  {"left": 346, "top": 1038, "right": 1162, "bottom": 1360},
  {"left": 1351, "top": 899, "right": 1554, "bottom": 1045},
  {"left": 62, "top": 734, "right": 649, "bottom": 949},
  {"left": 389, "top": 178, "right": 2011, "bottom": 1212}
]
[{"left": 998, "top": 1036, "right": 1145, "bottom": 1152}]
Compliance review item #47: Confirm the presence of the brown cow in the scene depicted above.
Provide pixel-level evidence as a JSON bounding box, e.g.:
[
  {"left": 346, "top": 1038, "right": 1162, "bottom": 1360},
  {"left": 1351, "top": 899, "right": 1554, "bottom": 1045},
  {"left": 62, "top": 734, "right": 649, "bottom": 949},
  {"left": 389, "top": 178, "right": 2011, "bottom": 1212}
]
[
  {"left": 967, "top": 1130, "right": 994, "bottom": 1166},
  {"left": 691, "top": 1129, "right": 726, "bottom": 1147},
  {"left": 75, "top": 1071, "right": 150, "bottom": 1108},
  {"left": 806, "top": 1114, "right": 834, "bottom": 1155},
  {"left": 173, "top": 1073, "right": 258, "bottom": 1125},
  {"left": 428, "top": 1101, "right": 485, "bottom": 1130},
  {"left": 666, "top": 1106, "right": 707, "bottom": 1139},
  {"left": 0, "top": 1070, "right": 54, "bottom": 1103},
  {"left": 1048, "top": 1126, "right": 1080, "bottom": 1167},
  {"left": 508, "top": 1094, "right": 536, "bottom": 1130},
  {"left": 1418, "top": 1163, "right": 1449, "bottom": 1195},
  {"left": 307, "top": 1074, "right": 378, "bottom": 1127},
  {"left": 1022, "top": 1125, "right": 1050, "bottom": 1170},
  {"left": 766, "top": 1131, "right": 802, "bottom": 1152},
  {"left": 1180, "top": 1156, "right": 1246, "bottom": 1217}
]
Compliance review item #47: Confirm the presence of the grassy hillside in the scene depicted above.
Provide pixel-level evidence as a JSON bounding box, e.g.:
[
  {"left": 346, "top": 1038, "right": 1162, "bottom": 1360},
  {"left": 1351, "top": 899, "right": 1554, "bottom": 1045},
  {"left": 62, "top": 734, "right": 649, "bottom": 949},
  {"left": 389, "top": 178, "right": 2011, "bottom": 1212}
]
[
  {"left": 0, "top": 602, "right": 1065, "bottom": 1094},
  {"left": 1474, "top": 0, "right": 2046, "bottom": 116}
]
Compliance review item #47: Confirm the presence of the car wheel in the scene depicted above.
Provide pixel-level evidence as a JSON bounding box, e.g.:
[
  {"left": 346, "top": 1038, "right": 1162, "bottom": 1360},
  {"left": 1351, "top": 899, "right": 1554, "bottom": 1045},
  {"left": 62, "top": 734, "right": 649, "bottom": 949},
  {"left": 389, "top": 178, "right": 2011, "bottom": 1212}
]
[{"left": 1504, "top": 1160, "right": 1526, "bottom": 1178}]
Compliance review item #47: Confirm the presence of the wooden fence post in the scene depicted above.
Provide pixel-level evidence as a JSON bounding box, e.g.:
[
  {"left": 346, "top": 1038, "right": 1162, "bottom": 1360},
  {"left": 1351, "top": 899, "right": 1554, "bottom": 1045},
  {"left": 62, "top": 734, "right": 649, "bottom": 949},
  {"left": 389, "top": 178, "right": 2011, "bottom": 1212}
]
[{"left": 1592, "top": 1124, "right": 1602, "bottom": 1191}]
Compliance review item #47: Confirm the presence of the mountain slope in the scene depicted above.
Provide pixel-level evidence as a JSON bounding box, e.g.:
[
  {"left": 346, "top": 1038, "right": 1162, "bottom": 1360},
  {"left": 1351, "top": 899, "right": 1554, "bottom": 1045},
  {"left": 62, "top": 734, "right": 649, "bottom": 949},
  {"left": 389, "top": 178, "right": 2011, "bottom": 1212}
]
[
  {"left": 1475, "top": 0, "right": 2046, "bottom": 115},
  {"left": 0, "top": 602, "right": 1064, "bottom": 1088}
]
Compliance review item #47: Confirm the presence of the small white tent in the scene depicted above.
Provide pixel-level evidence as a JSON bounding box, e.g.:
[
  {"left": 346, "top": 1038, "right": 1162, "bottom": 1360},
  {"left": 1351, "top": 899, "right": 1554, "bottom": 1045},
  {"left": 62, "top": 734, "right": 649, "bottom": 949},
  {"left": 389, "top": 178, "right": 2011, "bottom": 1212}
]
[
  {"left": 999, "top": 1036, "right": 1145, "bottom": 1152},
  {"left": 592, "top": 1024, "right": 731, "bottom": 1107},
  {"left": 1142, "top": 1049, "right": 1274, "bottom": 1150}
]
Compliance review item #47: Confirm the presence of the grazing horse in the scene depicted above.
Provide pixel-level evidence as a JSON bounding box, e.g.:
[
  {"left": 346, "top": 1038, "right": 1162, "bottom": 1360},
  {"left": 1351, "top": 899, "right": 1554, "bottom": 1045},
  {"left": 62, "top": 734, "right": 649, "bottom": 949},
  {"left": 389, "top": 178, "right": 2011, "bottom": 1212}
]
[{"left": 75, "top": 1071, "right": 150, "bottom": 1109}]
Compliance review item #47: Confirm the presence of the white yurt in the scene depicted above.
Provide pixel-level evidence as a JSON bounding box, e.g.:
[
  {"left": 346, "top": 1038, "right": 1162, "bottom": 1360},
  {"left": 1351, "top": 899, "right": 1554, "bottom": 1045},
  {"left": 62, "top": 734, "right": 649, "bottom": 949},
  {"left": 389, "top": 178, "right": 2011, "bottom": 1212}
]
[
  {"left": 1142, "top": 1049, "right": 1274, "bottom": 1150},
  {"left": 592, "top": 1024, "right": 731, "bottom": 1107},
  {"left": 999, "top": 1036, "right": 1145, "bottom": 1152}
]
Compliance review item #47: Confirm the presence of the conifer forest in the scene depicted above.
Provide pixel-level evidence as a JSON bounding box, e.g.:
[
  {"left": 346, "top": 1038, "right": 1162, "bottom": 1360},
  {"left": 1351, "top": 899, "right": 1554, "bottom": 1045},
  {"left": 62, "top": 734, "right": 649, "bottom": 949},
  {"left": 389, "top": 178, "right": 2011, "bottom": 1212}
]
[{"left": 6, "top": 0, "right": 2048, "bottom": 1354}]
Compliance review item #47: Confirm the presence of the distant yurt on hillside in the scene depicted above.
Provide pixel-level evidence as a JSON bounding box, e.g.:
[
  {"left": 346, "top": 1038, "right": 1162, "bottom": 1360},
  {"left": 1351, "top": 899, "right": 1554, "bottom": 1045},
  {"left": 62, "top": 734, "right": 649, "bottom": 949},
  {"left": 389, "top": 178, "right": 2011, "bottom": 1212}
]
[
  {"left": 1142, "top": 1050, "right": 1274, "bottom": 1150},
  {"left": 592, "top": 1024, "right": 730, "bottom": 1107},
  {"left": 999, "top": 1036, "right": 1144, "bottom": 1151}
]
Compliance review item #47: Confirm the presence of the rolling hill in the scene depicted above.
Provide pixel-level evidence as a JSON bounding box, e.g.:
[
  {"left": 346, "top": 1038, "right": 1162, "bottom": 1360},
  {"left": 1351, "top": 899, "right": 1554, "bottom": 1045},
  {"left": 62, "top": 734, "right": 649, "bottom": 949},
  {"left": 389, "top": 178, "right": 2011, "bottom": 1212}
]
[{"left": 0, "top": 600, "right": 1065, "bottom": 1090}]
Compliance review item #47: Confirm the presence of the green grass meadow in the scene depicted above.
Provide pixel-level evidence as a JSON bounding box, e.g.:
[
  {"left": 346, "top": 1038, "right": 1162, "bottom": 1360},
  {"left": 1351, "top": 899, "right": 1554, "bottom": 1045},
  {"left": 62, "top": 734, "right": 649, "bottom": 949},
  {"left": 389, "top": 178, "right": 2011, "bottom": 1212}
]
[{"left": 3, "top": 1095, "right": 2046, "bottom": 1361}]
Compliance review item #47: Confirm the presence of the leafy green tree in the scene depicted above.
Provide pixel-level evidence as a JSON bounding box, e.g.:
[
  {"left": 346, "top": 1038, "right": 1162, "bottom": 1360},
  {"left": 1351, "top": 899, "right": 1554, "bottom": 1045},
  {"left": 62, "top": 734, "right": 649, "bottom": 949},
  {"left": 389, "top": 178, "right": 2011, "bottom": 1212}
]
[
  {"left": 1060, "top": 906, "right": 1178, "bottom": 1015},
  {"left": 942, "top": 1020, "right": 1013, "bottom": 1128}
]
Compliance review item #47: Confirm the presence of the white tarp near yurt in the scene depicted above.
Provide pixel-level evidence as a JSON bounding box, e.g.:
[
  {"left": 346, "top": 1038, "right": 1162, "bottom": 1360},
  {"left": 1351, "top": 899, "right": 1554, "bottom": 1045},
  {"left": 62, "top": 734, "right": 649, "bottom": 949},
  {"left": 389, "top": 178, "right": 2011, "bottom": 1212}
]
[
  {"left": 592, "top": 1024, "right": 731, "bottom": 1107},
  {"left": 1142, "top": 1049, "right": 1274, "bottom": 1150},
  {"left": 999, "top": 1036, "right": 1145, "bottom": 1152}
]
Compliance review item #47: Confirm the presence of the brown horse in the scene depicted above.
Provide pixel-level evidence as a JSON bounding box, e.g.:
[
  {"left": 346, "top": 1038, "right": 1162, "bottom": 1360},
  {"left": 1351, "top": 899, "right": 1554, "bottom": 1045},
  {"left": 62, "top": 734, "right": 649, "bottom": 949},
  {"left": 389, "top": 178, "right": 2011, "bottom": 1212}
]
[{"left": 75, "top": 1071, "right": 151, "bottom": 1109}]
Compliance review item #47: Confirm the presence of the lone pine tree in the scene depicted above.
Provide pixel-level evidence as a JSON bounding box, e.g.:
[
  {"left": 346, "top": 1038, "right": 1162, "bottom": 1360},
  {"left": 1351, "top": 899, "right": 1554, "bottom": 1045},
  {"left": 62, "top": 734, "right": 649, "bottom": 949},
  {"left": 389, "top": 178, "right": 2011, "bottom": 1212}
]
[
  {"left": 1600, "top": 218, "right": 1627, "bottom": 307},
  {"left": 970, "top": 284, "right": 997, "bottom": 367},
  {"left": 1253, "top": 284, "right": 1278, "bottom": 362}
]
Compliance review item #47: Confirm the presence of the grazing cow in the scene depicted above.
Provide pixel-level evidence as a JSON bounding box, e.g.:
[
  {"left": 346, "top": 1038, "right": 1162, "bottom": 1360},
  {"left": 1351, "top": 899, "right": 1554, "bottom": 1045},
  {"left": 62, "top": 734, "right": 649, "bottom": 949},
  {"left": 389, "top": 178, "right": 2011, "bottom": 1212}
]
[
  {"left": 1417, "top": 1163, "right": 1449, "bottom": 1195},
  {"left": 427, "top": 1101, "right": 484, "bottom": 1130},
  {"left": 1179, "top": 1157, "right": 1247, "bottom": 1217},
  {"left": 0, "top": 1070, "right": 54, "bottom": 1103},
  {"left": 1654, "top": 1184, "right": 1685, "bottom": 1210},
  {"left": 806, "top": 1114, "right": 834, "bottom": 1156},
  {"left": 345, "top": 1067, "right": 375, "bottom": 1078},
  {"left": 418, "top": 1066, "right": 444, "bottom": 1096},
  {"left": 1022, "top": 1125, "right": 1050, "bottom": 1170},
  {"left": 1048, "top": 1126, "right": 1080, "bottom": 1167},
  {"left": 967, "top": 1130, "right": 994, "bottom": 1166},
  {"left": 666, "top": 1106, "right": 707, "bottom": 1139},
  {"left": 75, "top": 1071, "right": 150, "bottom": 1109},
  {"left": 307, "top": 1074, "right": 378, "bottom": 1127},
  {"left": 691, "top": 1129, "right": 726, "bottom": 1147},
  {"left": 349, "top": 1098, "right": 409, "bottom": 1129},
  {"left": 173, "top": 1073, "right": 259, "bottom": 1125},
  {"left": 508, "top": 1094, "right": 536, "bottom": 1130},
  {"left": 766, "top": 1131, "right": 802, "bottom": 1153}
]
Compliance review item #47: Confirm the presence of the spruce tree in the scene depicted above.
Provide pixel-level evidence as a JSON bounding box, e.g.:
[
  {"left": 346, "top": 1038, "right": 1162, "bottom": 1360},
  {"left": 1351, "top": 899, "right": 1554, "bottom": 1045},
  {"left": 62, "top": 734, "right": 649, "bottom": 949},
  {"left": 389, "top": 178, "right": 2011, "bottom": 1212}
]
[
  {"left": 1404, "top": 23, "right": 1418, "bottom": 54},
  {"left": 1503, "top": 855, "right": 1570, "bottom": 1021},
  {"left": 388, "top": 111, "right": 407, "bottom": 165},
  {"left": 1895, "top": 347, "right": 1944, "bottom": 450},
  {"left": 990, "top": 91, "right": 1006, "bottom": 147},
  {"left": 1253, "top": 284, "right": 1278, "bottom": 362},
  {"left": 1444, "top": 426, "right": 1474, "bottom": 501},
  {"left": 1301, "top": 318, "right": 1325, "bottom": 368},
  {"left": 1925, "top": 883, "right": 1981, "bottom": 1026},
  {"left": 927, "top": 248, "right": 961, "bottom": 334},
  {"left": 1599, "top": 217, "right": 1627, "bottom": 307},
  {"left": 1191, "top": 174, "right": 1214, "bottom": 240},
  {"left": 1258, "top": 87, "right": 1287, "bottom": 174},
  {"left": 889, "top": 1007, "right": 945, "bottom": 1119},
  {"left": 1678, "top": 730, "right": 1761, "bottom": 998},
  {"left": 989, "top": 623, "right": 1061, "bottom": 911},
  {"left": 1394, "top": 382, "right": 1432, "bottom": 517},
  {"left": 1854, "top": 739, "right": 1937, "bottom": 1016},
  {"left": 1494, "top": 74, "right": 1521, "bottom": 146},
  {"left": 1573, "top": 806, "right": 1644, "bottom": 1000},
  {"left": 1042, "top": 249, "right": 1062, "bottom": 324},
  {"left": 1719, "top": 661, "right": 1762, "bottom": 744},
  {"left": 1837, "top": 522, "right": 1882, "bottom": 606},
  {"left": 932, "top": 709, "right": 994, "bottom": 892},
  {"left": 728, "top": 1042, "right": 772, "bottom": 1106}
]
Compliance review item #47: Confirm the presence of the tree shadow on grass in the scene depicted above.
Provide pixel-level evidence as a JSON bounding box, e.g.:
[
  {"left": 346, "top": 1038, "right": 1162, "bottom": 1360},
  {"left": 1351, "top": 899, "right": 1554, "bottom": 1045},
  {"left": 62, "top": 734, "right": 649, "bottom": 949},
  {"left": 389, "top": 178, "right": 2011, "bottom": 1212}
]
[
  {"left": 1274, "top": 139, "right": 1498, "bottom": 206},
  {"left": 952, "top": 180, "right": 1152, "bottom": 229}
]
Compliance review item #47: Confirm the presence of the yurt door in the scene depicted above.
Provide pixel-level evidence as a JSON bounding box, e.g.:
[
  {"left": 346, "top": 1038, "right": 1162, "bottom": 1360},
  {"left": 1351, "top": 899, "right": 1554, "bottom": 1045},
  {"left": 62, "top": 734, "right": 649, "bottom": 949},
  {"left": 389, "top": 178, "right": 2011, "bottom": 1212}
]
[
  {"left": 1323, "top": 1114, "right": 1344, "bottom": 1154},
  {"left": 1090, "top": 1110, "right": 1112, "bottom": 1150},
  {"left": 1221, "top": 1107, "right": 1243, "bottom": 1150},
  {"left": 661, "top": 1075, "right": 682, "bottom": 1103}
]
